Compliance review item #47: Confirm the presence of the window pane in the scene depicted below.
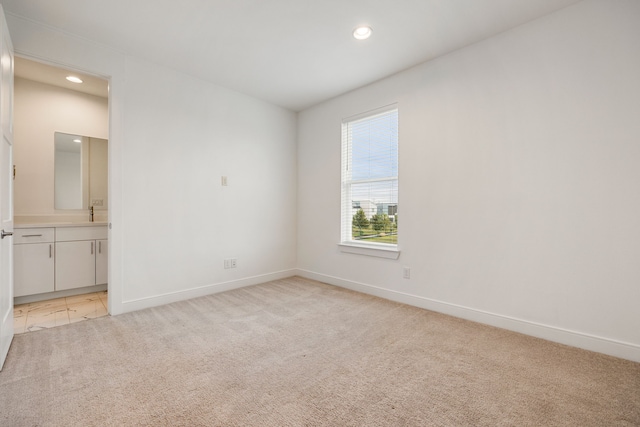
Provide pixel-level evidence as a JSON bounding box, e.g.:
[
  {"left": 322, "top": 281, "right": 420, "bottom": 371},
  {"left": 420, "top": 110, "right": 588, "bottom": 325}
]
[
  {"left": 350, "top": 181, "right": 398, "bottom": 216},
  {"left": 341, "top": 107, "right": 398, "bottom": 246},
  {"left": 350, "top": 111, "right": 398, "bottom": 180}
]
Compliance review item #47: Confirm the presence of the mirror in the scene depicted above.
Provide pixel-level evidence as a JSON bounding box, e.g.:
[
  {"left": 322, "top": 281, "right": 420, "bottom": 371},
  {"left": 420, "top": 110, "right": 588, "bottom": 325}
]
[{"left": 54, "top": 132, "right": 108, "bottom": 210}]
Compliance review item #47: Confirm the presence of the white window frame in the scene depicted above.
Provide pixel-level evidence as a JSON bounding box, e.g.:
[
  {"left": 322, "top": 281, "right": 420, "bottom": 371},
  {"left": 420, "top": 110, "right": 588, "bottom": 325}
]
[{"left": 339, "top": 105, "right": 400, "bottom": 259}]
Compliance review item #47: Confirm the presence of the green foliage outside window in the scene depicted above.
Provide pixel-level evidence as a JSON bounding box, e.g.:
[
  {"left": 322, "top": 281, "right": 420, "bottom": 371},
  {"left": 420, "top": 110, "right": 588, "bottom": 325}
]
[
  {"left": 370, "top": 213, "right": 392, "bottom": 233},
  {"left": 352, "top": 209, "right": 369, "bottom": 236},
  {"left": 351, "top": 210, "right": 396, "bottom": 244}
]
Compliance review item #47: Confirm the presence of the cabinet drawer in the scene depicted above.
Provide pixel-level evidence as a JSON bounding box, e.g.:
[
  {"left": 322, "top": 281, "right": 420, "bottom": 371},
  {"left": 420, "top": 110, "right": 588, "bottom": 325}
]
[
  {"left": 14, "top": 228, "right": 55, "bottom": 244},
  {"left": 56, "top": 226, "right": 107, "bottom": 242}
]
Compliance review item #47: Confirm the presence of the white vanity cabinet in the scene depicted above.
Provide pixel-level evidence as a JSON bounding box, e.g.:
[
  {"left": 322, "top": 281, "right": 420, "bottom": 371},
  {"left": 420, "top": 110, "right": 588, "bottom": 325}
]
[
  {"left": 14, "top": 228, "right": 55, "bottom": 297},
  {"left": 55, "top": 226, "right": 108, "bottom": 291},
  {"left": 13, "top": 224, "right": 108, "bottom": 298}
]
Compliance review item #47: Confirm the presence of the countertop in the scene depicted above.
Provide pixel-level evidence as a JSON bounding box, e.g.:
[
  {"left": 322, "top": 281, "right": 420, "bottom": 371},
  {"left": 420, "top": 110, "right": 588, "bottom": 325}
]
[{"left": 15, "top": 222, "right": 108, "bottom": 228}]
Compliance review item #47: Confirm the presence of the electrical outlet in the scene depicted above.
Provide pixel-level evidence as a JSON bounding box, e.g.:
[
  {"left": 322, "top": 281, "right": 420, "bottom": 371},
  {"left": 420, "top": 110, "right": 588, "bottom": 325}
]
[
  {"left": 224, "top": 258, "right": 237, "bottom": 269},
  {"left": 403, "top": 267, "right": 411, "bottom": 279},
  {"left": 231, "top": 258, "right": 237, "bottom": 268},
  {"left": 91, "top": 199, "right": 104, "bottom": 206}
]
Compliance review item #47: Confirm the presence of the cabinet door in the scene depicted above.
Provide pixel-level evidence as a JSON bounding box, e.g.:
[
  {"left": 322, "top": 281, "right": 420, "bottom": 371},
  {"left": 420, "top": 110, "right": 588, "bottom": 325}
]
[
  {"left": 55, "top": 241, "right": 96, "bottom": 291},
  {"left": 14, "top": 243, "right": 55, "bottom": 297},
  {"left": 95, "top": 239, "right": 108, "bottom": 285}
]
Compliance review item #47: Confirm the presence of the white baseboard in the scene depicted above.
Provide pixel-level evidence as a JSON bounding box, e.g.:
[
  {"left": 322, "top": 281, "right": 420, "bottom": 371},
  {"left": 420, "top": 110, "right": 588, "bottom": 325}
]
[
  {"left": 121, "top": 269, "right": 297, "bottom": 313},
  {"left": 296, "top": 269, "right": 640, "bottom": 363}
]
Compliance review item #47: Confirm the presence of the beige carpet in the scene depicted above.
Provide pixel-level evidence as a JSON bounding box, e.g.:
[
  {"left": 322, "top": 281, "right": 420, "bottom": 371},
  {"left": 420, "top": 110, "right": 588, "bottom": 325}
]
[{"left": 1, "top": 276, "right": 638, "bottom": 426}]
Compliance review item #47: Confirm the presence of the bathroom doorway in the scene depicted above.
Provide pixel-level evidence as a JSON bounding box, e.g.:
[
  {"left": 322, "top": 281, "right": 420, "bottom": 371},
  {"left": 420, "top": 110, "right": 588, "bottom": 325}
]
[{"left": 12, "top": 57, "right": 110, "bottom": 332}]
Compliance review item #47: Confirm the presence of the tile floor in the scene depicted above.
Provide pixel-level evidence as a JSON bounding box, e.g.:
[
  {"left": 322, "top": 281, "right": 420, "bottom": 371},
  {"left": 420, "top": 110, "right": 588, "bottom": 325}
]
[{"left": 14, "top": 291, "right": 108, "bottom": 334}]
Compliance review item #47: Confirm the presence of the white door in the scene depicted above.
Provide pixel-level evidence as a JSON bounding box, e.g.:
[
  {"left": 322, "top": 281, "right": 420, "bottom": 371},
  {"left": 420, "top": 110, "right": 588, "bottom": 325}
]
[{"left": 0, "top": 5, "right": 14, "bottom": 371}]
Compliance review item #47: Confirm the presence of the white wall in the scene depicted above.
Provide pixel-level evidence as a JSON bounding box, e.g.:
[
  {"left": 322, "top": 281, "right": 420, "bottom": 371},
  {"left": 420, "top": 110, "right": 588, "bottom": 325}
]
[
  {"left": 88, "top": 137, "right": 108, "bottom": 211},
  {"left": 6, "top": 14, "right": 298, "bottom": 315},
  {"left": 13, "top": 77, "right": 108, "bottom": 220},
  {"left": 120, "top": 57, "right": 298, "bottom": 303},
  {"left": 297, "top": 0, "right": 640, "bottom": 361}
]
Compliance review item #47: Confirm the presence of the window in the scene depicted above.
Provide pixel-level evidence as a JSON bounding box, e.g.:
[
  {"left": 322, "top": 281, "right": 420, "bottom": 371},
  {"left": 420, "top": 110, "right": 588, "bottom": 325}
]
[{"left": 341, "top": 106, "right": 398, "bottom": 255}]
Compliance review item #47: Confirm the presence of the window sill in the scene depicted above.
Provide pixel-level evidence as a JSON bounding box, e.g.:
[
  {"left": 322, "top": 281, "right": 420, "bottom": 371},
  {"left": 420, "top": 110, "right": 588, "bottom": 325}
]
[{"left": 338, "top": 242, "right": 401, "bottom": 260}]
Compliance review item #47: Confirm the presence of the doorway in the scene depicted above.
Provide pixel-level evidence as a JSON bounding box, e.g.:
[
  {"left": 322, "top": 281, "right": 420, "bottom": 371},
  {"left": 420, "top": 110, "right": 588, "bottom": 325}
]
[{"left": 12, "top": 57, "right": 110, "bottom": 333}]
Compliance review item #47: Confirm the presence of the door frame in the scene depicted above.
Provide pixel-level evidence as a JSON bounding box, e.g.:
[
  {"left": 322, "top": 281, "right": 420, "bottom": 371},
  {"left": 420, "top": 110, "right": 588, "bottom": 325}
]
[
  {"left": 11, "top": 52, "right": 116, "bottom": 315},
  {"left": 6, "top": 10, "right": 127, "bottom": 321}
]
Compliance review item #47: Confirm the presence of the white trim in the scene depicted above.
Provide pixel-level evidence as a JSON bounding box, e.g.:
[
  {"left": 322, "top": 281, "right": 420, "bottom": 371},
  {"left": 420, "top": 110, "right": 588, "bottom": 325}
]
[
  {"left": 295, "top": 269, "right": 640, "bottom": 363},
  {"left": 342, "top": 103, "right": 398, "bottom": 123},
  {"left": 338, "top": 242, "right": 400, "bottom": 259},
  {"left": 121, "top": 269, "right": 296, "bottom": 313}
]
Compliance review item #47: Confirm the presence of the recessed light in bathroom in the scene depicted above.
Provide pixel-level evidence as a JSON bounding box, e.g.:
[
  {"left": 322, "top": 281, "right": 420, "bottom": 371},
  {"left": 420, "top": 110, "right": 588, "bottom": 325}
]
[
  {"left": 66, "top": 76, "right": 83, "bottom": 83},
  {"left": 353, "top": 26, "right": 372, "bottom": 40},
  {"left": 73, "top": 139, "right": 81, "bottom": 143}
]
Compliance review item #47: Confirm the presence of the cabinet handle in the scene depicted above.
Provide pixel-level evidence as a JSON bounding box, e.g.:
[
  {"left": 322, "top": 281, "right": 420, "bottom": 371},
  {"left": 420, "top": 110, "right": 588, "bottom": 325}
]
[
  {"left": 49, "top": 244, "right": 52, "bottom": 258},
  {"left": 99, "top": 241, "right": 102, "bottom": 254},
  {"left": 22, "top": 234, "right": 43, "bottom": 237},
  {"left": 91, "top": 242, "right": 94, "bottom": 255}
]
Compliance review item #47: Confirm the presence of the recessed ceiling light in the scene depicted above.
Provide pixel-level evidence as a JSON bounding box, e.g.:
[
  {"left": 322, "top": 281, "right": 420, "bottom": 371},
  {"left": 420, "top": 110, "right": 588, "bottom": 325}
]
[
  {"left": 66, "top": 76, "right": 83, "bottom": 84},
  {"left": 73, "top": 139, "right": 81, "bottom": 143},
  {"left": 353, "top": 26, "right": 372, "bottom": 40}
]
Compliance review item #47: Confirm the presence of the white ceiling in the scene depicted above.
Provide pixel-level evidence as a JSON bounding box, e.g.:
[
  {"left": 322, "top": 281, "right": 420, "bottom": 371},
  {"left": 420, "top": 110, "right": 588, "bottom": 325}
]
[
  {"left": 14, "top": 57, "right": 108, "bottom": 98},
  {"left": 1, "top": 0, "right": 581, "bottom": 111}
]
